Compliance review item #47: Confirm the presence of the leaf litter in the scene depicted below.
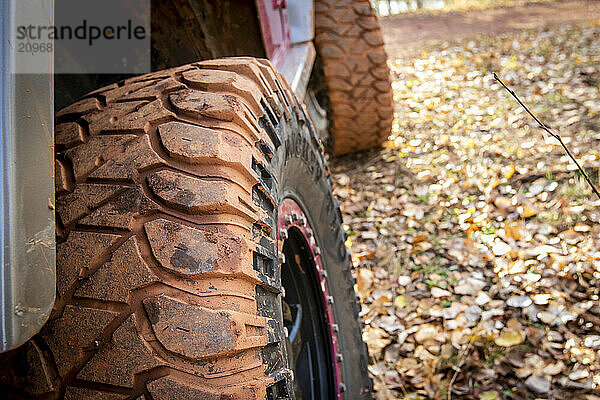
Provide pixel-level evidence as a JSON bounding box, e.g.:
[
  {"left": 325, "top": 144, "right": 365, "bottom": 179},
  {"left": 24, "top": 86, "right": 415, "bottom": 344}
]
[{"left": 333, "top": 19, "right": 600, "bottom": 400}]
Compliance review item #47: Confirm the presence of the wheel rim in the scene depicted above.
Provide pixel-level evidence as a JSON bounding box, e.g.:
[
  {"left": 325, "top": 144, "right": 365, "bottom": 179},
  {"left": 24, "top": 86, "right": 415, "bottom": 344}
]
[{"left": 278, "top": 198, "right": 344, "bottom": 399}]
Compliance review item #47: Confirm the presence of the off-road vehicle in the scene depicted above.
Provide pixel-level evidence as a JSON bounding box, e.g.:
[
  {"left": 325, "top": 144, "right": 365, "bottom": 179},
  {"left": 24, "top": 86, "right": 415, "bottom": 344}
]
[{"left": 0, "top": 0, "right": 393, "bottom": 398}]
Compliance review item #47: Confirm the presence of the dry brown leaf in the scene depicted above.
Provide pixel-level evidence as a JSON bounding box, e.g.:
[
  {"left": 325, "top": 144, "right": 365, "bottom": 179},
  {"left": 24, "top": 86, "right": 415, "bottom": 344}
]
[
  {"left": 415, "top": 324, "right": 441, "bottom": 343},
  {"left": 542, "top": 361, "right": 564, "bottom": 375},
  {"left": 504, "top": 222, "right": 523, "bottom": 240},
  {"left": 412, "top": 234, "right": 428, "bottom": 243},
  {"left": 395, "top": 357, "right": 420, "bottom": 377},
  {"left": 520, "top": 204, "right": 537, "bottom": 218},
  {"left": 363, "top": 326, "right": 391, "bottom": 355},
  {"left": 357, "top": 269, "right": 374, "bottom": 297},
  {"left": 494, "top": 196, "right": 513, "bottom": 210},
  {"left": 354, "top": 250, "right": 376, "bottom": 261}
]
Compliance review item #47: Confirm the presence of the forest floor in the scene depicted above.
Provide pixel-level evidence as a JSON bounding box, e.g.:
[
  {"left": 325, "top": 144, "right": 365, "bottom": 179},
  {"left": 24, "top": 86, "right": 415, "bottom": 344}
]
[{"left": 332, "top": 3, "right": 600, "bottom": 399}]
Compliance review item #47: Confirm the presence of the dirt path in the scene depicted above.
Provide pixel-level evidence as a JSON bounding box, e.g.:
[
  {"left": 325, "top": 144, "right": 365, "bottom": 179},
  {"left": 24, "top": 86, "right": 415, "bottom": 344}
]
[{"left": 380, "top": 0, "right": 600, "bottom": 54}]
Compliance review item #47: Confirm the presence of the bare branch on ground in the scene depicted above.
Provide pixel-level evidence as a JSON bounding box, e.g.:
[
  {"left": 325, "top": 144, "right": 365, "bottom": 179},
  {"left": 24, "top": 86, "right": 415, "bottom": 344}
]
[{"left": 493, "top": 72, "right": 600, "bottom": 201}]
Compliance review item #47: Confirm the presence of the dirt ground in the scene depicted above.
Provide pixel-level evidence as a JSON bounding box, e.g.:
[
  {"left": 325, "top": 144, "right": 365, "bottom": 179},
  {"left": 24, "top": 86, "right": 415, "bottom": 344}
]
[{"left": 380, "top": 0, "right": 600, "bottom": 53}]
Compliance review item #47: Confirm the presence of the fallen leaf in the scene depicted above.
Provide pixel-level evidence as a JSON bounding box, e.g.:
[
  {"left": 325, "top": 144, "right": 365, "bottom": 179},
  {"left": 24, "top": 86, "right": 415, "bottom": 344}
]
[
  {"left": 532, "top": 294, "right": 551, "bottom": 305},
  {"left": 503, "top": 165, "right": 516, "bottom": 180},
  {"left": 412, "top": 234, "right": 428, "bottom": 243},
  {"left": 520, "top": 204, "right": 537, "bottom": 218},
  {"left": 455, "top": 277, "right": 487, "bottom": 295},
  {"left": 525, "top": 375, "right": 550, "bottom": 393},
  {"left": 357, "top": 269, "right": 374, "bottom": 297},
  {"left": 395, "top": 295, "right": 409, "bottom": 308},
  {"left": 361, "top": 231, "right": 378, "bottom": 240},
  {"left": 492, "top": 241, "right": 511, "bottom": 256},
  {"left": 431, "top": 287, "right": 452, "bottom": 298},
  {"left": 495, "top": 328, "right": 525, "bottom": 347},
  {"left": 574, "top": 223, "right": 591, "bottom": 232},
  {"left": 494, "top": 196, "right": 513, "bottom": 209},
  {"left": 363, "top": 326, "right": 391, "bottom": 355},
  {"left": 504, "top": 222, "right": 523, "bottom": 240},
  {"left": 506, "top": 295, "right": 532, "bottom": 308},
  {"left": 479, "top": 391, "right": 499, "bottom": 400},
  {"left": 543, "top": 361, "right": 564, "bottom": 375},
  {"left": 415, "top": 324, "right": 441, "bottom": 343},
  {"left": 398, "top": 275, "right": 412, "bottom": 286},
  {"left": 475, "top": 292, "right": 491, "bottom": 305}
]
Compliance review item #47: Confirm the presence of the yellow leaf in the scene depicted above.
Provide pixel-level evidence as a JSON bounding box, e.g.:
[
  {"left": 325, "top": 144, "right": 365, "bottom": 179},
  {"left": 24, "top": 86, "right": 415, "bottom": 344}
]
[
  {"left": 451, "top": 57, "right": 464, "bottom": 67},
  {"left": 479, "top": 391, "right": 499, "bottom": 400},
  {"left": 505, "top": 54, "right": 518, "bottom": 69},
  {"left": 394, "top": 295, "right": 409, "bottom": 308},
  {"left": 372, "top": 295, "right": 391, "bottom": 307},
  {"left": 452, "top": 120, "right": 464, "bottom": 132},
  {"left": 502, "top": 164, "right": 516, "bottom": 180},
  {"left": 495, "top": 329, "right": 524, "bottom": 347},
  {"left": 488, "top": 177, "right": 500, "bottom": 190}
]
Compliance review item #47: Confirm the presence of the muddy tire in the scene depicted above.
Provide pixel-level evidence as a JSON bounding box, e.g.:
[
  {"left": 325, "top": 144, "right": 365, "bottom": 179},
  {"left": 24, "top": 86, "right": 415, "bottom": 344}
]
[
  {"left": 314, "top": 0, "right": 394, "bottom": 155},
  {"left": 0, "top": 58, "right": 370, "bottom": 399}
]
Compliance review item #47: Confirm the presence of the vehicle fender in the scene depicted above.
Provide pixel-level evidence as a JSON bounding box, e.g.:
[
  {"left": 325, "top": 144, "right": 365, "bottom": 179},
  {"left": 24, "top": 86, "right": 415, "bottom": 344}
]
[{"left": 287, "top": 0, "right": 314, "bottom": 43}]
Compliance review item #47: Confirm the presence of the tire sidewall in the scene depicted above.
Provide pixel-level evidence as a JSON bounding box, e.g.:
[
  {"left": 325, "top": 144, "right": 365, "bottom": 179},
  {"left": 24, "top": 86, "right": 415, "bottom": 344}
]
[{"left": 272, "top": 108, "right": 371, "bottom": 398}]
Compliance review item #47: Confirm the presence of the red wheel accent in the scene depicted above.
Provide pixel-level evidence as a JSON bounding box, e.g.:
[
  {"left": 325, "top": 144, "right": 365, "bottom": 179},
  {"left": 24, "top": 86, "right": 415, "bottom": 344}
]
[{"left": 278, "top": 198, "right": 344, "bottom": 398}]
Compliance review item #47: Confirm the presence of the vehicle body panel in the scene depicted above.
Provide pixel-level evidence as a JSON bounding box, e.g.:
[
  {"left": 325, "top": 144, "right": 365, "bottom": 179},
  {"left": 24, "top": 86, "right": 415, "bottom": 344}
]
[
  {"left": 0, "top": 0, "right": 55, "bottom": 352},
  {"left": 256, "top": 0, "right": 316, "bottom": 97},
  {"left": 255, "top": 0, "right": 291, "bottom": 66},
  {"left": 287, "top": 0, "right": 314, "bottom": 43}
]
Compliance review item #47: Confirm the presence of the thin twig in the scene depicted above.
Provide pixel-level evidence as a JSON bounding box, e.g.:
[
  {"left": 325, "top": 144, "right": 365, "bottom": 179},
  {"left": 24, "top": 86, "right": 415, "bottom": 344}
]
[
  {"left": 493, "top": 73, "right": 600, "bottom": 200},
  {"left": 447, "top": 340, "right": 472, "bottom": 400}
]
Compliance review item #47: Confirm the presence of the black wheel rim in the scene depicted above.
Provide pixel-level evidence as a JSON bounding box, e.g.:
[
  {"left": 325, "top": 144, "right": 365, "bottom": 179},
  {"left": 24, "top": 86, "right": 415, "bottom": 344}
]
[{"left": 281, "top": 227, "right": 336, "bottom": 399}]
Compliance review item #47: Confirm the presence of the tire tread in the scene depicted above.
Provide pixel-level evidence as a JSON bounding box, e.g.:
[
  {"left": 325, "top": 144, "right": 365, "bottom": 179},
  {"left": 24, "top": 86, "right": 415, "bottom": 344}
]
[{"left": 314, "top": 0, "right": 394, "bottom": 155}]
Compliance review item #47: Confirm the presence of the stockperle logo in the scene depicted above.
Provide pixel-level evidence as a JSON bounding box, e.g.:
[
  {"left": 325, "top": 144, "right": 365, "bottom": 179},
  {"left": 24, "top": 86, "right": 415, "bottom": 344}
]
[{"left": 14, "top": 0, "right": 150, "bottom": 74}]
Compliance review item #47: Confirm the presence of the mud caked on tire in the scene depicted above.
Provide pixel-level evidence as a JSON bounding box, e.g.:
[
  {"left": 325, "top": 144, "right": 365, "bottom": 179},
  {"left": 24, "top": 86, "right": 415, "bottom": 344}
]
[
  {"left": 0, "top": 58, "right": 370, "bottom": 399},
  {"left": 314, "top": 0, "right": 394, "bottom": 155}
]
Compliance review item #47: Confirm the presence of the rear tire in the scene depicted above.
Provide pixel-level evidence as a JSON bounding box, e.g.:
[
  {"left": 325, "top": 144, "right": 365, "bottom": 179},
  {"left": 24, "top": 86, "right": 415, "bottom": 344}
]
[
  {"left": 0, "top": 58, "right": 370, "bottom": 399},
  {"left": 314, "top": 0, "right": 394, "bottom": 155}
]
